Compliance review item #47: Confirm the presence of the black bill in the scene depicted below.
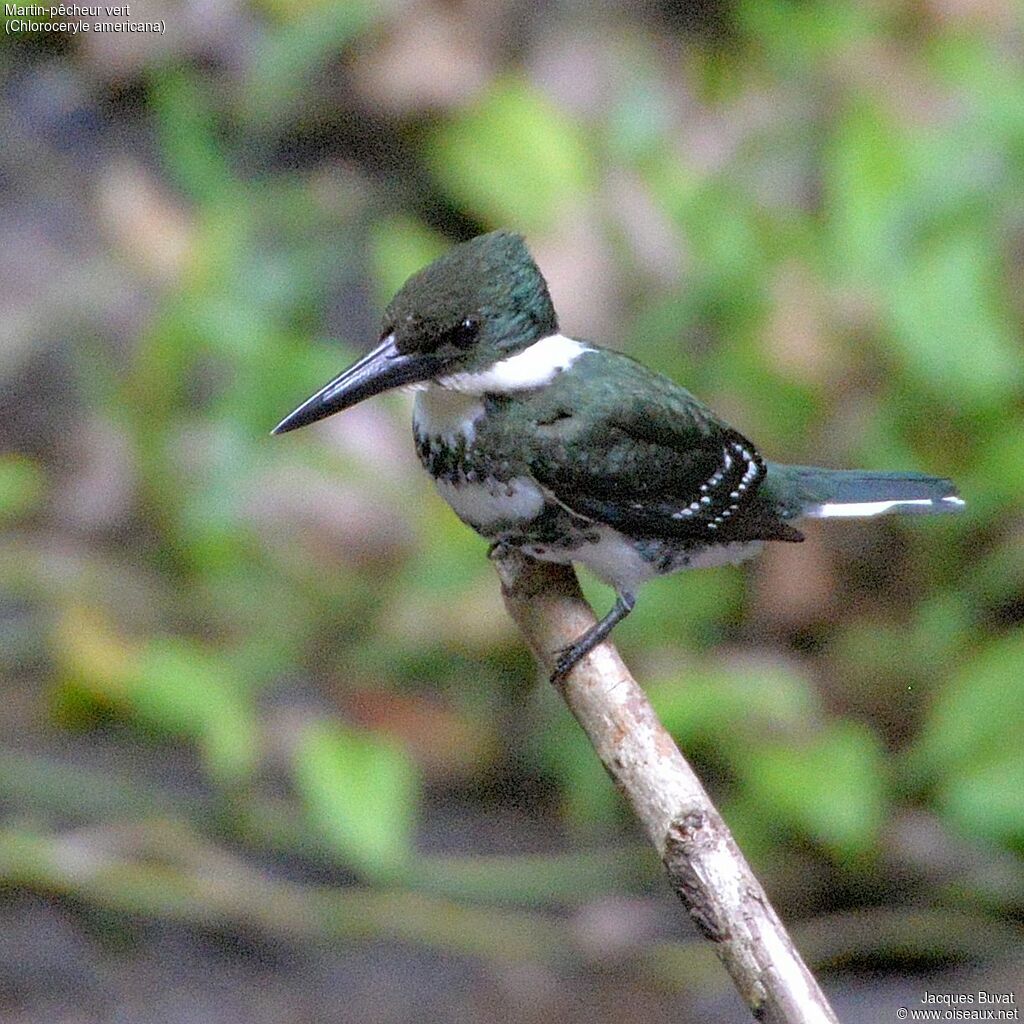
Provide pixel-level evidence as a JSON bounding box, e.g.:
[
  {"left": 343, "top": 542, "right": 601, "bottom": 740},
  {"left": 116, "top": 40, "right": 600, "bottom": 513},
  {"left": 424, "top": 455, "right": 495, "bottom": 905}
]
[{"left": 272, "top": 334, "right": 441, "bottom": 435}]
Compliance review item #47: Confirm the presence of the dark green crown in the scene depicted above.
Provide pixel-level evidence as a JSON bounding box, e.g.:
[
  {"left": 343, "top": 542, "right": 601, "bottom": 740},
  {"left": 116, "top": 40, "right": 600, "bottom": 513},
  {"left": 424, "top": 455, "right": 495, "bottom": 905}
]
[{"left": 382, "top": 231, "right": 558, "bottom": 368}]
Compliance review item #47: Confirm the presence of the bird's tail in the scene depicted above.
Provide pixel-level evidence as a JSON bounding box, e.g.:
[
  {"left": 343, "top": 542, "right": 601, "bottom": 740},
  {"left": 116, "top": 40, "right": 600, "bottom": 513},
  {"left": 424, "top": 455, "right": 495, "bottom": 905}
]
[{"left": 764, "top": 463, "right": 965, "bottom": 521}]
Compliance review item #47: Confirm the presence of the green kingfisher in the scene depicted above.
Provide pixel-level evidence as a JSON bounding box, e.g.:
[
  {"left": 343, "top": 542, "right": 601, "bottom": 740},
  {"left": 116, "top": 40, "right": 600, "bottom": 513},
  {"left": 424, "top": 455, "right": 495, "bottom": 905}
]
[{"left": 274, "top": 231, "right": 964, "bottom": 680}]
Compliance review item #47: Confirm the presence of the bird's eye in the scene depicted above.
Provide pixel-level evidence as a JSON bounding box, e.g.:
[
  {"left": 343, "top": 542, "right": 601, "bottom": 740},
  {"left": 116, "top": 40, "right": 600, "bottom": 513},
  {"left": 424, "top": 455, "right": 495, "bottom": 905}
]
[{"left": 449, "top": 317, "right": 480, "bottom": 349}]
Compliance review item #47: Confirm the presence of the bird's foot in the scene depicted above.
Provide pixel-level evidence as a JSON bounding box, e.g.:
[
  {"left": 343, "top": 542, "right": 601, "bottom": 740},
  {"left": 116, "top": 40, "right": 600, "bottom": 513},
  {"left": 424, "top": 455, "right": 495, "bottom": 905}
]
[
  {"left": 550, "top": 640, "right": 588, "bottom": 685},
  {"left": 487, "top": 540, "right": 515, "bottom": 561},
  {"left": 548, "top": 591, "right": 636, "bottom": 685}
]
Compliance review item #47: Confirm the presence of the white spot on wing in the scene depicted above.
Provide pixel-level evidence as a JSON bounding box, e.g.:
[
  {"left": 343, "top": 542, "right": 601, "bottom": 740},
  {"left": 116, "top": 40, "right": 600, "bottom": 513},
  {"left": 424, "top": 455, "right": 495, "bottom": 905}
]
[{"left": 437, "top": 333, "right": 592, "bottom": 395}]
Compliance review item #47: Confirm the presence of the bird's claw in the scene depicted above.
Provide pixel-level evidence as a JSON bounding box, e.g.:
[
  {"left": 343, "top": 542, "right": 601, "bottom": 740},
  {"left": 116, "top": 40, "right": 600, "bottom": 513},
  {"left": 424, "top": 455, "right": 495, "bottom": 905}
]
[
  {"left": 487, "top": 540, "right": 514, "bottom": 561},
  {"left": 550, "top": 644, "right": 583, "bottom": 685}
]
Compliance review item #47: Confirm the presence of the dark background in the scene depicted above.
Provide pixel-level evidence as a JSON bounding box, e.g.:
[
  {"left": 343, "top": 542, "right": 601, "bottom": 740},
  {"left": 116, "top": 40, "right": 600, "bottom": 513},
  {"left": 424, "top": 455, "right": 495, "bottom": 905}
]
[{"left": 1, "top": 1, "right": 1023, "bottom": 1021}]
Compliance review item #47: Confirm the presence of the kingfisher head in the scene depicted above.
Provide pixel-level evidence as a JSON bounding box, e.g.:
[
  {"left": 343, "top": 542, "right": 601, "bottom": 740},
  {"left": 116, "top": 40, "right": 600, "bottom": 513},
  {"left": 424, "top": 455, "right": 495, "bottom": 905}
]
[{"left": 273, "top": 230, "right": 558, "bottom": 434}]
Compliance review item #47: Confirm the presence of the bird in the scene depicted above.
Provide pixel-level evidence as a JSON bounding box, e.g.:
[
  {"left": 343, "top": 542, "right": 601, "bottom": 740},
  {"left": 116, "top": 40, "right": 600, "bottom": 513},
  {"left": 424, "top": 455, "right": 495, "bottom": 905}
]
[{"left": 274, "top": 230, "right": 964, "bottom": 682}]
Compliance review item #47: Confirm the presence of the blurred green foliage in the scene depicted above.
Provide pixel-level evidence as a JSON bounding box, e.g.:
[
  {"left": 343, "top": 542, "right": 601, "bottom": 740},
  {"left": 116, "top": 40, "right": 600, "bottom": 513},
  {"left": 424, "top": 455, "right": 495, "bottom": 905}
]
[
  {"left": 0, "top": 455, "right": 44, "bottom": 523},
  {"left": 295, "top": 719, "right": 418, "bottom": 878},
  {"left": 2, "top": 0, "right": 1023, "bottom": 995},
  {"left": 428, "top": 79, "right": 596, "bottom": 230}
]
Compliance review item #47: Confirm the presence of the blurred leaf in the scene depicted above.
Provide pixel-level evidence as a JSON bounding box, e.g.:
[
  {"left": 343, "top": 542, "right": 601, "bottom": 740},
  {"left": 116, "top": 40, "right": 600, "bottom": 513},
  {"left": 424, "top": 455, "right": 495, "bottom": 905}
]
[
  {"left": 885, "top": 229, "right": 1020, "bottom": 408},
  {"left": 151, "top": 70, "right": 235, "bottom": 204},
  {"left": 243, "top": 1, "right": 382, "bottom": 124},
  {"left": 538, "top": 715, "right": 624, "bottom": 829},
  {"left": 397, "top": 506, "right": 488, "bottom": 602},
  {"left": 707, "top": 342, "right": 818, "bottom": 449},
  {"left": 738, "top": 721, "right": 888, "bottom": 858},
  {"left": 827, "top": 97, "right": 1020, "bottom": 410},
  {"left": 415, "top": 847, "right": 649, "bottom": 905},
  {"left": 606, "top": 76, "right": 676, "bottom": 163},
  {"left": 426, "top": 78, "right": 594, "bottom": 230},
  {"left": 964, "top": 419, "right": 1024, "bottom": 516},
  {"left": 737, "top": 0, "right": 875, "bottom": 70},
  {"left": 832, "top": 593, "right": 973, "bottom": 696},
  {"left": 0, "top": 455, "right": 44, "bottom": 522},
  {"left": 293, "top": 720, "right": 418, "bottom": 878},
  {"left": 929, "top": 33, "right": 1024, "bottom": 150},
  {"left": 648, "top": 662, "right": 818, "bottom": 751},
  {"left": 54, "top": 605, "right": 136, "bottom": 699},
  {"left": 186, "top": 203, "right": 256, "bottom": 305},
  {"left": 850, "top": 398, "right": 948, "bottom": 479},
  {"left": 130, "top": 639, "right": 259, "bottom": 786},
  {"left": 904, "top": 632, "right": 1024, "bottom": 789},
  {"left": 936, "top": 746, "right": 1024, "bottom": 847},
  {"left": 53, "top": 613, "right": 258, "bottom": 785},
  {"left": 689, "top": 187, "right": 770, "bottom": 296},
  {"left": 963, "top": 530, "right": 1024, "bottom": 613},
  {"left": 826, "top": 101, "right": 910, "bottom": 286}
]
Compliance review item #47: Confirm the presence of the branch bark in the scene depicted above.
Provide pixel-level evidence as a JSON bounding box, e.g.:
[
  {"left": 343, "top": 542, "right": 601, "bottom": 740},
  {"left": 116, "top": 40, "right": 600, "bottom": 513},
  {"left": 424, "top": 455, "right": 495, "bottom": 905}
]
[{"left": 495, "top": 552, "right": 840, "bottom": 1024}]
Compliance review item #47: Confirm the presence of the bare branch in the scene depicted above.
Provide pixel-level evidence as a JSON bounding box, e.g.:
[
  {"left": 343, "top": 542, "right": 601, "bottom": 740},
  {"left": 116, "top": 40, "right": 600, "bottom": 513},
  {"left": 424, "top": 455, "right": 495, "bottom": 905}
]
[{"left": 495, "top": 552, "right": 840, "bottom": 1024}]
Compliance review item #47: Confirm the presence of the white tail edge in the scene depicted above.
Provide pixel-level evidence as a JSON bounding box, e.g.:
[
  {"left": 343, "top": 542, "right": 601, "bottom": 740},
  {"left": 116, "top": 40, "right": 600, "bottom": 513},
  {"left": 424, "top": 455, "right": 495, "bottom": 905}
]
[{"left": 810, "top": 496, "right": 965, "bottom": 518}]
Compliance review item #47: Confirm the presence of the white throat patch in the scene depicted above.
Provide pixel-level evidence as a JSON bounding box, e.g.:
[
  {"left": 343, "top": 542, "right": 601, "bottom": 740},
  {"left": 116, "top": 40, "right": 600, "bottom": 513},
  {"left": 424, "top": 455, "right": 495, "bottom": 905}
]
[
  {"left": 436, "top": 333, "right": 592, "bottom": 396},
  {"left": 413, "top": 388, "right": 484, "bottom": 446}
]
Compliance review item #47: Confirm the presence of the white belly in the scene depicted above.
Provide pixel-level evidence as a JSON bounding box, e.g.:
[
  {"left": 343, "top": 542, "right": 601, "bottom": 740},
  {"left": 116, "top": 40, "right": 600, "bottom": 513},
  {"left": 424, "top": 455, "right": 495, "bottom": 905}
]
[
  {"left": 434, "top": 476, "right": 546, "bottom": 530},
  {"left": 569, "top": 528, "right": 659, "bottom": 592},
  {"left": 523, "top": 528, "right": 764, "bottom": 593}
]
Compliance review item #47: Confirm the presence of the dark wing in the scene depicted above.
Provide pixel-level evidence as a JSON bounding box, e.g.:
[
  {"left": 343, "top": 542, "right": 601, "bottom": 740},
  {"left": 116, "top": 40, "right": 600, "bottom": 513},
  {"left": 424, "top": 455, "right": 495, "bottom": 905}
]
[{"left": 524, "top": 356, "right": 803, "bottom": 543}]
